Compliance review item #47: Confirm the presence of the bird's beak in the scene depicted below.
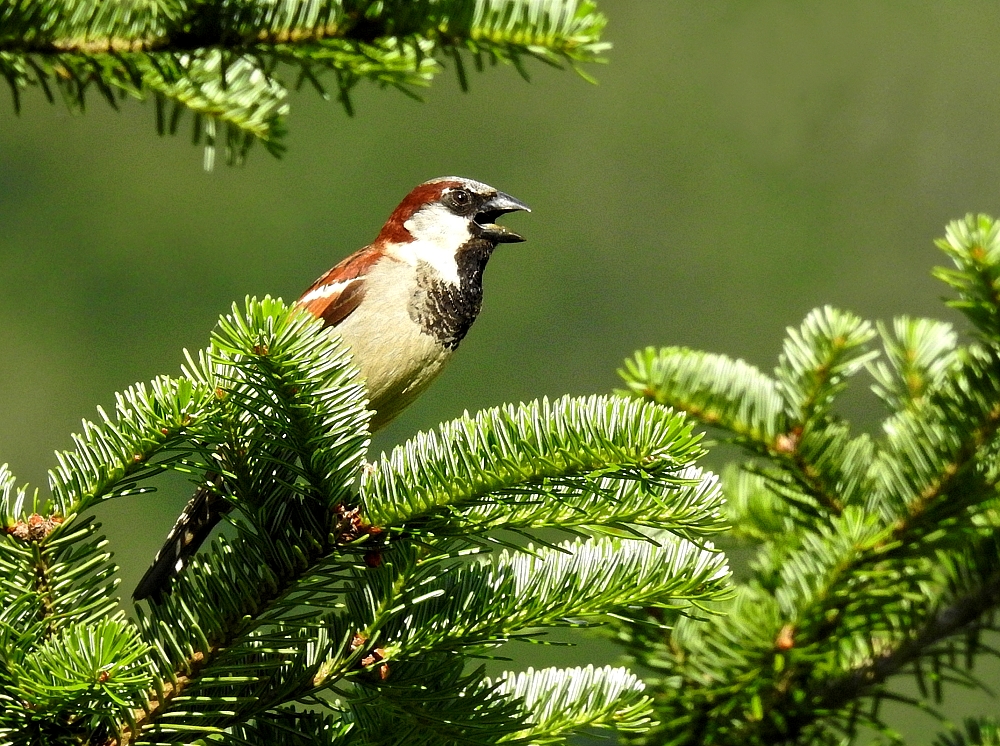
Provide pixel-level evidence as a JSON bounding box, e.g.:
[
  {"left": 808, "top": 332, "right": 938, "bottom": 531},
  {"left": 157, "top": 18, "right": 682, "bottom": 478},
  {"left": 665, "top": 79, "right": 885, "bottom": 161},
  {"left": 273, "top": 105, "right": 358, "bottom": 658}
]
[{"left": 475, "top": 191, "right": 531, "bottom": 243}]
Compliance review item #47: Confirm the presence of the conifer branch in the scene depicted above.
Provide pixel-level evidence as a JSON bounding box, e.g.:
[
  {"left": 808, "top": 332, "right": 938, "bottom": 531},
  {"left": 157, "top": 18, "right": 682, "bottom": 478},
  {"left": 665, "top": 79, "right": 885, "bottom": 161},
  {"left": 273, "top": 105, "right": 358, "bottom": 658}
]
[
  {"left": 696, "top": 534, "right": 1000, "bottom": 746},
  {"left": 774, "top": 307, "right": 877, "bottom": 426},
  {"left": 2, "top": 375, "right": 212, "bottom": 659},
  {"left": 492, "top": 665, "right": 656, "bottom": 739},
  {"left": 869, "top": 317, "right": 959, "bottom": 412},
  {"left": 368, "top": 535, "right": 729, "bottom": 658},
  {"left": 0, "top": 295, "right": 730, "bottom": 742},
  {"left": 620, "top": 344, "right": 854, "bottom": 518},
  {"left": 2, "top": 0, "right": 609, "bottom": 161},
  {"left": 820, "top": 563, "right": 1000, "bottom": 727},
  {"left": 440, "top": 465, "right": 727, "bottom": 541},
  {"left": 125, "top": 300, "right": 369, "bottom": 741},
  {"left": 934, "top": 214, "right": 1000, "bottom": 340},
  {"left": 345, "top": 655, "right": 526, "bottom": 745},
  {"left": 619, "top": 347, "right": 785, "bottom": 450},
  {"left": 614, "top": 214, "right": 1000, "bottom": 746},
  {"left": 361, "top": 394, "right": 709, "bottom": 528}
]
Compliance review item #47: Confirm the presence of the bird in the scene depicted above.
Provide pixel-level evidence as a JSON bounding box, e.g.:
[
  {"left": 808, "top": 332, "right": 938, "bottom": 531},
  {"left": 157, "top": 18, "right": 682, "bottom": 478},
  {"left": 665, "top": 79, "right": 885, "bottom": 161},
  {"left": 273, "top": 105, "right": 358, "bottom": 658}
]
[{"left": 132, "top": 176, "right": 530, "bottom": 602}]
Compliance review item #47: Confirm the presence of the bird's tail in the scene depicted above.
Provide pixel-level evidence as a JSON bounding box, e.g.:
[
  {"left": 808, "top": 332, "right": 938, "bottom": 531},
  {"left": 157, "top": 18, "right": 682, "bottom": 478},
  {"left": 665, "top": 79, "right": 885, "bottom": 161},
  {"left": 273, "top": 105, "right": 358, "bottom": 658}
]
[{"left": 132, "top": 475, "right": 232, "bottom": 603}]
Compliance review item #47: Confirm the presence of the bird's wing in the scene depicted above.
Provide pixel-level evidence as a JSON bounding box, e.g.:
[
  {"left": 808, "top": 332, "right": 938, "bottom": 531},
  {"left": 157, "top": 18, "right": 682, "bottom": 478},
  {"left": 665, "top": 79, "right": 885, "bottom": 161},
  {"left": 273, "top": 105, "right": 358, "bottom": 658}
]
[{"left": 297, "top": 247, "right": 383, "bottom": 327}]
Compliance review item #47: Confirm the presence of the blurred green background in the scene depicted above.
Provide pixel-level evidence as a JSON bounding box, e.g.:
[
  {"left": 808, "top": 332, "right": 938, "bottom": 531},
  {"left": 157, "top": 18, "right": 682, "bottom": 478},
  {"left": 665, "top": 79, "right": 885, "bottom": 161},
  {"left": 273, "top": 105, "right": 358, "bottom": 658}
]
[{"left": 2, "top": 1, "right": 999, "bottom": 740}]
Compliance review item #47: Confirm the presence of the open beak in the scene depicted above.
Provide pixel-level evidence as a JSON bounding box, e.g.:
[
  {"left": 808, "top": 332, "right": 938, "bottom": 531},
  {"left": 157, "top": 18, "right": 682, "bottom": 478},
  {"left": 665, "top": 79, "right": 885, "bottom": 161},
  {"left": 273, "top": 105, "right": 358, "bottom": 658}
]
[{"left": 475, "top": 191, "right": 531, "bottom": 243}]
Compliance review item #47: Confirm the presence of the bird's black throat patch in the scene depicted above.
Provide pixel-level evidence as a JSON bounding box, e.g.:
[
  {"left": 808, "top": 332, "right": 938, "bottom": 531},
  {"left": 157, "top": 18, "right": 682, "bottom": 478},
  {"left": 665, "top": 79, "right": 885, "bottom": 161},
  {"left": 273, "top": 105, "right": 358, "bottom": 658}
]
[{"left": 409, "top": 238, "right": 497, "bottom": 350}]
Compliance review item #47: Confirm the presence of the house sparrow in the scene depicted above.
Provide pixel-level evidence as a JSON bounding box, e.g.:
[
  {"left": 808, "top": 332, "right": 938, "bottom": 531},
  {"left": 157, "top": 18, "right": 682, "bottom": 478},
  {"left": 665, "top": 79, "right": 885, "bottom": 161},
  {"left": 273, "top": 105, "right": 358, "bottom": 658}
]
[{"left": 132, "top": 177, "right": 530, "bottom": 601}]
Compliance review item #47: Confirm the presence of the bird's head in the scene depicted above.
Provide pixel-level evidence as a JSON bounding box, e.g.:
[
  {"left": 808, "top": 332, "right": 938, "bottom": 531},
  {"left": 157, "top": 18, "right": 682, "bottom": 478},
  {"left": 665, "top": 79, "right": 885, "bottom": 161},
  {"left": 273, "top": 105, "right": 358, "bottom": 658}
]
[{"left": 376, "top": 177, "right": 530, "bottom": 280}]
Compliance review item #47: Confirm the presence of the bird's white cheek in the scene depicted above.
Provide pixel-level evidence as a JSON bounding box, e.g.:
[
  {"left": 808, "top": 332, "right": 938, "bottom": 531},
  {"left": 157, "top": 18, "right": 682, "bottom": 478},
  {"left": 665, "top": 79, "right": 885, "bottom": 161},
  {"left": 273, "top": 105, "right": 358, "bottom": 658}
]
[{"left": 400, "top": 203, "right": 470, "bottom": 283}]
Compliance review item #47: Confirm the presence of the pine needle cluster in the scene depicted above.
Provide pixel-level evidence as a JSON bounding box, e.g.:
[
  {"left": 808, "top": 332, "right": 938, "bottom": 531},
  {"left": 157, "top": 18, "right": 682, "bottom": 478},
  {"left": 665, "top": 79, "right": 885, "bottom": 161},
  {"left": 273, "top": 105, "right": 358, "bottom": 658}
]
[
  {"left": 0, "top": 298, "right": 729, "bottom": 744},
  {"left": 1, "top": 0, "right": 609, "bottom": 164},
  {"left": 614, "top": 214, "right": 1000, "bottom": 746}
]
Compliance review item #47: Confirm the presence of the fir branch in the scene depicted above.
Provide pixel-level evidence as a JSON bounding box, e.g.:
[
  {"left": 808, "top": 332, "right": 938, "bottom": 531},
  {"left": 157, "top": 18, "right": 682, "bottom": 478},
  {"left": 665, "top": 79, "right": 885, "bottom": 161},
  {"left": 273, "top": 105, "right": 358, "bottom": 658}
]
[
  {"left": 869, "top": 317, "right": 959, "bottom": 413},
  {"left": 347, "top": 655, "right": 525, "bottom": 746},
  {"left": 614, "top": 214, "right": 1000, "bottom": 746},
  {"left": 3, "top": 0, "right": 609, "bottom": 160},
  {"left": 814, "top": 559, "right": 1000, "bottom": 737},
  {"left": 228, "top": 708, "right": 353, "bottom": 745},
  {"left": 0, "top": 373, "right": 211, "bottom": 647},
  {"left": 361, "top": 394, "right": 706, "bottom": 528},
  {"left": 619, "top": 342, "right": 860, "bottom": 518},
  {"left": 622, "top": 417, "right": 1000, "bottom": 746},
  {"left": 493, "top": 665, "right": 656, "bottom": 740},
  {"left": 371, "top": 535, "right": 729, "bottom": 657},
  {"left": 2, "top": 292, "right": 730, "bottom": 744},
  {"left": 873, "top": 345, "right": 1000, "bottom": 530},
  {"left": 721, "top": 465, "right": 792, "bottom": 542},
  {"left": 10, "top": 618, "right": 150, "bottom": 726},
  {"left": 774, "top": 306, "right": 877, "bottom": 426},
  {"left": 2, "top": 0, "right": 608, "bottom": 59},
  {"left": 143, "top": 50, "right": 291, "bottom": 163},
  {"left": 314, "top": 462, "right": 727, "bottom": 742},
  {"left": 619, "top": 346, "right": 785, "bottom": 450},
  {"left": 934, "top": 213, "right": 1000, "bottom": 340},
  {"left": 5, "top": 298, "right": 371, "bottom": 743},
  {"left": 700, "top": 530, "right": 1000, "bottom": 746},
  {"left": 439, "top": 464, "right": 727, "bottom": 542},
  {"left": 765, "top": 306, "right": 878, "bottom": 516},
  {"left": 207, "top": 296, "right": 370, "bottom": 509},
  {"left": 2, "top": 617, "right": 151, "bottom": 745}
]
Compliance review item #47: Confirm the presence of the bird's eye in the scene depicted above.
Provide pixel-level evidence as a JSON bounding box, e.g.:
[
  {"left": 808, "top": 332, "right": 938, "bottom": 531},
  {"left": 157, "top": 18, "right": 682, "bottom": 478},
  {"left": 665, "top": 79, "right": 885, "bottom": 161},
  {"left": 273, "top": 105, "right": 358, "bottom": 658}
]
[{"left": 450, "top": 188, "right": 471, "bottom": 207}]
